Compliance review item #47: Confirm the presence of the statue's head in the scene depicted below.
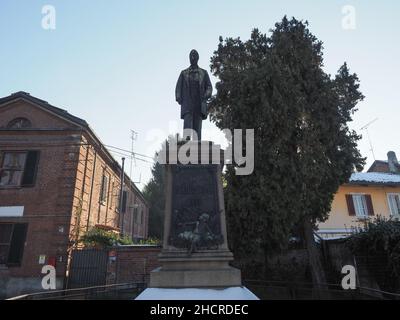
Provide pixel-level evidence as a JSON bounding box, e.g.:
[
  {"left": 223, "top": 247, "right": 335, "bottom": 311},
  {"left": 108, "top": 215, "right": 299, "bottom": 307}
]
[{"left": 189, "top": 49, "right": 199, "bottom": 66}]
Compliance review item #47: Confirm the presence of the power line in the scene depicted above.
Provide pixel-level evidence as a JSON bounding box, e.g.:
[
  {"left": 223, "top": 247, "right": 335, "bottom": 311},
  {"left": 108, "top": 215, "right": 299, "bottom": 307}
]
[
  {"left": 0, "top": 141, "right": 154, "bottom": 163},
  {"left": 104, "top": 145, "right": 153, "bottom": 159},
  {"left": 108, "top": 150, "right": 153, "bottom": 164}
]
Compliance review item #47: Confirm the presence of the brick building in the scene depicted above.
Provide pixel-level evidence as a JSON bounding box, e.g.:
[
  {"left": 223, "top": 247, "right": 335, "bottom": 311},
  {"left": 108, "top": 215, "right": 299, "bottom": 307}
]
[{"left": 0, "top": 92, "right": 149, "bottom": 298}]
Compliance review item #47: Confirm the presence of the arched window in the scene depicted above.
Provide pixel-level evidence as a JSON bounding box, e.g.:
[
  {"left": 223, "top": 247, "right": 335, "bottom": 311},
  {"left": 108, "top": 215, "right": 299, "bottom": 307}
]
[{"left": 7, "top": 118, "right": 32, "bottom": 129}]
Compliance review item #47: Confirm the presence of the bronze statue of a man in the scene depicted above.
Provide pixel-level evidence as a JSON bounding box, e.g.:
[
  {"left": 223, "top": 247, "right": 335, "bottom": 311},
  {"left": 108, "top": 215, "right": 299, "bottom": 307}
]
[{"left": 175, "top": 49, "right": 213, "bottom": 141}]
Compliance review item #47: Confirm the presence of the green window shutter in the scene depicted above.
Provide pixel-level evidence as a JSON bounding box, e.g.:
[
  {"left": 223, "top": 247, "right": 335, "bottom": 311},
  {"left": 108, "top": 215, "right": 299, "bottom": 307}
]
[
  {"left": 7, "top": 223, "right": 28, "bottom": 265},
  {"left": 21, "top": 151, "right": 40, "bottom": 187}
]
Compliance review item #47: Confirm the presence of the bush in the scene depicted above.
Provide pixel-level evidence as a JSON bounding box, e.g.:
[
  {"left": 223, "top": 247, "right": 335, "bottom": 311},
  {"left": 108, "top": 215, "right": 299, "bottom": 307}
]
[
  {"left": 80, "top": 227, "right": 133, "bottom": 248},
  {"left": 137, "top": 237, "right": 161, "bottom": 246},
  {"left": 346, "top": 216, "right": 400, "bottom": 292}
]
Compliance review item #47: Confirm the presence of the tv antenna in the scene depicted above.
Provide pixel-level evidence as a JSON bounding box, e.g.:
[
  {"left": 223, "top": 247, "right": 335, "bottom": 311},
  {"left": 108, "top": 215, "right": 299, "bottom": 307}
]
[
  {"left": 360, "top": 118, "right": 378, "bottom": 161},
  {"left": 129, "top": 130, "right": 138, "bottom": 179}
]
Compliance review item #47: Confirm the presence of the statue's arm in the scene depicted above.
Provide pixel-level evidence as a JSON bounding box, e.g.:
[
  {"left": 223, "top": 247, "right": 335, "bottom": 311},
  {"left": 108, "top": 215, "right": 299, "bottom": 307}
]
[
  {"left": 204, "top": 72, "right": 213, "bottom": 100},
  {"left": 175, "top": 72, "right": 183, "bottom": 104}
]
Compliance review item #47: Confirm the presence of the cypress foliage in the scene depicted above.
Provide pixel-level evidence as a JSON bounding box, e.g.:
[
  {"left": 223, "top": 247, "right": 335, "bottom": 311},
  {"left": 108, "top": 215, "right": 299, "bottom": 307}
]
[
  {"left": 143, "top": 159, "right": 165, "bottom": 240},
  {"left": 209, "top": 17, "right": 365, "bottom": 278}
]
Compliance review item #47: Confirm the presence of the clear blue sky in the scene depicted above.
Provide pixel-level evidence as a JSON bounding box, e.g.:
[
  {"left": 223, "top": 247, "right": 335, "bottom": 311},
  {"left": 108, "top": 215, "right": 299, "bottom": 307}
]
[{"left": 1, "top": 0, "right": 399, "bottom": 188}]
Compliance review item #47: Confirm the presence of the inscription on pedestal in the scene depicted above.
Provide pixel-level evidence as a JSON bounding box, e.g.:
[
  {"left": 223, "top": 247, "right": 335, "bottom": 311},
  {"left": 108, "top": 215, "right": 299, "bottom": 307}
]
[{"left": 169, "top": 164, "right": 223, "bottom": 251}]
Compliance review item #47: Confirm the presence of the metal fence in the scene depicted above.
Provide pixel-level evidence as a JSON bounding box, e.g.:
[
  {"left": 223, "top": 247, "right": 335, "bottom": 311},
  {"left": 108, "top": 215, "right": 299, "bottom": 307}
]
[
  {"left": 243, "top": 279, "right": 400, "bottom": 300},
  {"left": 7, "top": 282, "right": 146, "bottom": 300},
  {"left": 67, "top": 249, "right": 109, "bottom": 289},
  {"left": 7, "top": 279, "right": 400, "bottom": 300}
]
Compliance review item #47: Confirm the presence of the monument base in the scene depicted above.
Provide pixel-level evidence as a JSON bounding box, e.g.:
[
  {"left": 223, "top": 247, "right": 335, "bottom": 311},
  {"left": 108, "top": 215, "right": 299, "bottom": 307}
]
[
  {"left": 147, "top": 140, "right": 251, "bottom": 298},
  {"left": 135, "top": 286, "right": 259, "bottom": 300},
  {"left": 150, "top": 249, "right": 241, "bottom": 288},
  {"left": 150, "top": 266, "right": 241, "bottom": 288}
]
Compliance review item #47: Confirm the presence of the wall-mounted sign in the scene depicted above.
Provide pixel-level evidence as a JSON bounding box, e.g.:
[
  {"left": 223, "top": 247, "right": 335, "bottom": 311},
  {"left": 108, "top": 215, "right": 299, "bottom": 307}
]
[
  {"left": 0, "top": 206, "right": 24, "bottom": 217},
  {"left": 39, "top": 255, "right": 46, "bottom": 265}
]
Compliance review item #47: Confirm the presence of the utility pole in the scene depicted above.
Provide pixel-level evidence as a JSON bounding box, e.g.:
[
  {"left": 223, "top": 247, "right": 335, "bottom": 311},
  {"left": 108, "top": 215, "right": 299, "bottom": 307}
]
[
  {"left": 119, "top": 157, "right": 125, "bottom": 235},
  {"left": 360, "top": 118, "right": 378, "bottom": 161}
]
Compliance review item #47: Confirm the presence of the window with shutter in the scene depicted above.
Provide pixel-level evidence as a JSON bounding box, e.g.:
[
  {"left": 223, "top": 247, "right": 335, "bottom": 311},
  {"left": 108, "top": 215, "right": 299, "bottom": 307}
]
[
  {"left": 347, "top": 194, "right": 371, "bottom": 218},
  {"left": 7, "top": 224, "right": 28, "bottom": 265},
  {"left": 345, "top": 194, "right": 356, "bottom": 216},
  {"left": 138, "top": 207, "right": 142, "bottom": 225},
  {"left": 388, "top": 193, "right": 400, "bottom": 216},
  {"left": 365, "top": 195, "right": 375, "bottom": 216},
  {"left": 100, "top": 174, "right": 109, "bottom": 204},
  {"left": 109, "top": 182, "right": 115, "bottom": 209},
  {"left": 21, "top": 151, "right": 40, "bottom": 187},
  {"left": 353, "top": 195, "right": 368, "bottom": 217},
  {"left": 0, "top": 223, "right": 28, "bottom": 266},
  {"left": 0, "top": 152, "right": 27, "bottom": 187},
  {"left": 0, "top": 224, "right": 13, "bottom": 265},
  {"left": 0, "top": 151, "right": 39, "bottom": 188}
]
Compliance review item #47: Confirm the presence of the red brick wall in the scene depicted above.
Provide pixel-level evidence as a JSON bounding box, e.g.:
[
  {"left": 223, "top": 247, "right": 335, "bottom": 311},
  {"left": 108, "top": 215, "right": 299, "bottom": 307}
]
[
  {"left": 0, "top": 97, "right": 79, "bottom": 279},
  {"left": 106, "top": 246, "right": 161, "bottom": 285},
  {"left": 70, "top": 140, "right": 123, "bottom": 240},
  {"left": 0, "top": 98, "right": 149, "bottom": 289},
  {"left": 0, "top": 101, "right": 79, "bottom": 130},
  {"left": 0, "top": 131, "right": 81, "bottom": 278},
  {"left": 368, "top": 162, "right": 390, "bottom": 173},
  {"left": 368, "top": 161, "right": 400, "bottom": 173},
  {"left": 70, "top": 137, "right": 148, "bottom": 242}
]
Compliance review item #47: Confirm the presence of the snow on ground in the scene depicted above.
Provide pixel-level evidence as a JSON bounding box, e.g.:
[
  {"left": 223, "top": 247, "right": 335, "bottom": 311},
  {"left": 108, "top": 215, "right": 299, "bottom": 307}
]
[{"left": 135, "top": 287, "right": 259, "bottom": 300}]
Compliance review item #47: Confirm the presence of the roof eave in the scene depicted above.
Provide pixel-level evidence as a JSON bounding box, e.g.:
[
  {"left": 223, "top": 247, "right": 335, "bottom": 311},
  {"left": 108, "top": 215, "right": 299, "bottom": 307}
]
[
  {"left": 0, "top": 92, "right": 148, "bottom": 202},
  {"left": 345, "top": 181, "right": 400, "bottom": 187}
]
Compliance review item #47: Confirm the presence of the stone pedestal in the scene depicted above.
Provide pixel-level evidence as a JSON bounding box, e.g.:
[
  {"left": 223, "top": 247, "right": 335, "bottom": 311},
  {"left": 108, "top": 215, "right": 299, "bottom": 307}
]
[
  {"left": 136, "top": 287, "right": 259, "bottom": 300},
  {"left": 139, "top": 141, "right": 256, "bottom": 299},
  {"left": 150, "top": 250, "right": 241, "bottom": 288}
]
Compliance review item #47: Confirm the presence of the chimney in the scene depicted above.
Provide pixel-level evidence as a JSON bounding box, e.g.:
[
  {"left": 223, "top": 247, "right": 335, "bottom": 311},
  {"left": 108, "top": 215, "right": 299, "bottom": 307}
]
[{"left": 387, "top": 151, "right": 399, "bottom": 173}]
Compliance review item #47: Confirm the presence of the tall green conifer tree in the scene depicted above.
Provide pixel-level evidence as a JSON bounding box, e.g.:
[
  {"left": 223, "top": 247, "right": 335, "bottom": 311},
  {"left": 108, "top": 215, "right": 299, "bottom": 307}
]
[{"left": 209, "top": 17, "right": 365, "bottom": 293}]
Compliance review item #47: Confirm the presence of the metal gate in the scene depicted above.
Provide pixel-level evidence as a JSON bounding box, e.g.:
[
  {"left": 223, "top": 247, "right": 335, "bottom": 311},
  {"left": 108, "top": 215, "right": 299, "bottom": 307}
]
[{"left": 68, "top": 249, "right": 108, "bottom": 289}]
